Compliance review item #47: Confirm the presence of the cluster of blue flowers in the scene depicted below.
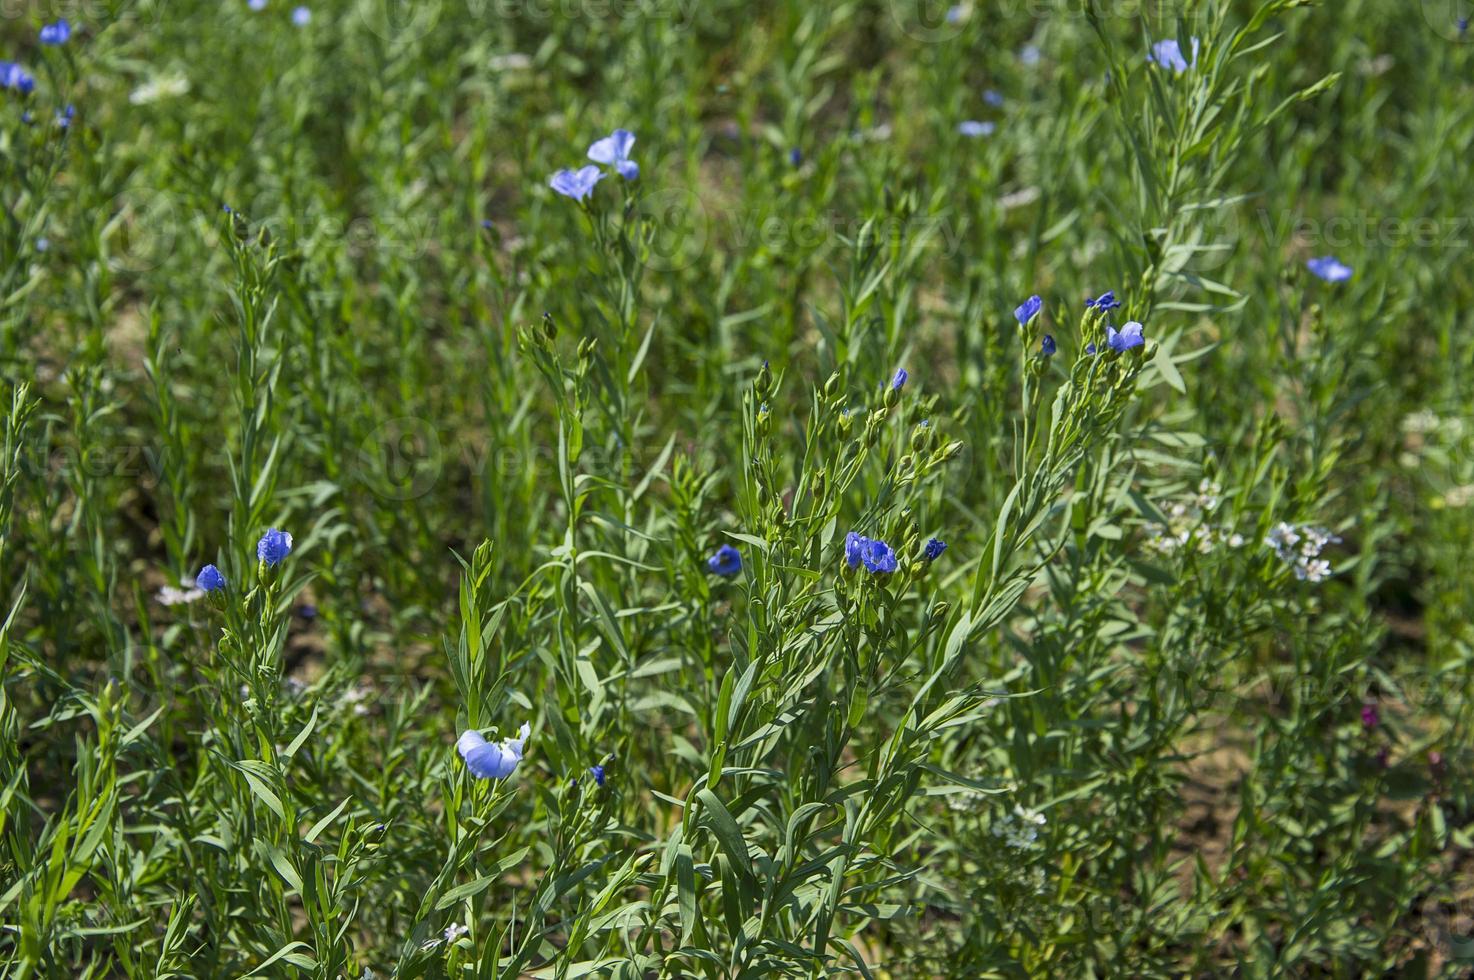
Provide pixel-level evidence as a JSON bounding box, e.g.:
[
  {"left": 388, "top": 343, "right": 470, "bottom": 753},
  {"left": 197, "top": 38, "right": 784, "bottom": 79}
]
[
  {"left": 1015, "top": 290, "right": 1145, "bottom": 356},
  {"left": 550, "top": 129, "right": 639, "bottom": 202},
  {"left": 845, "top": 531, "right": 899, "bottom": 574},
  {"left": 191, "top": 528, "right": 294, "bottom": 595},
  {"left": 3, "top": 20, "right": 75, "bottom": 112}
]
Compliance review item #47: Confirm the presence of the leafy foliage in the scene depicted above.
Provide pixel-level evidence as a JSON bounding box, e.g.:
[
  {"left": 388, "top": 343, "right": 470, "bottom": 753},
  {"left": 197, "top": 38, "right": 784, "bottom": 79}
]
[{"left": 2, "top": 0, "right": 1472, "bottom": 976}]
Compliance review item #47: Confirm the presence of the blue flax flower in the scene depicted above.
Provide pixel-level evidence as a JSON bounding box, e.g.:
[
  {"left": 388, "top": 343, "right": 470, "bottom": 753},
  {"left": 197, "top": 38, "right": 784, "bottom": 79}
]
[
  {"left": 923, "top": 538, "right": 947, "bottom": 562},
  {"left": 1014, "top": 294, "right": 1042, "bottom": 325},
  {"left": 256, "top": 528, "right": 293, "bottom": 566},
  {"left": 1041, "top": 334, "right": 1056, "bottom": 356},
  {"left": 958, "top": 120, "right": 994, "bottom": 137},
  {"left": 707, "top": 543, "right": 742, "bottom": 577},
  {"left": 587, "top": 129, "right": 638, "bottom": 179},
  {"left": 845, "top": 532, "right": 898, "bottom": 574},
  {"left": 457, "top": 723, "right": 530, "bottom": 779},
  {"left": 891, "top": 368, "right": 908, "bottom": 391},
  {"left": 1, "top": 62, "right": 35, "bottom": 94},
  {"left": 1306, "top": 256, "right": 1352, "bottom": 282},
  {"left": 197, "top": 564, "right": 227, "bottom": 592},
  {"left": 1148, "top": 38, "right": 1199, "bottom": 73},
  {"left": 1084, "top": 290, "right": 1121, "bottom": 311},
  {"left": 983, "top": 89, "right": 1004, "bottom": 107},
  {"left": 549, "top": 165, "right": 605, "bottom": 202},
  {"left": 39, "top": 20, "right": 70, "bottom": 45},
  {"left": 589, "top": 764, "right": 606, "bottom": 786},
  {"left": 1106, "top": 321, "right": 1145, "bottom": 352},
  {"left": 291, "top": 5, "right": 311, "bottom": 25}
]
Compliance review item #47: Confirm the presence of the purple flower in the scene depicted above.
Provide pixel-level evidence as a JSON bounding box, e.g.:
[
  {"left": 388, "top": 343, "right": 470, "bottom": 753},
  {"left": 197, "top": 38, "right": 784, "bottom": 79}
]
[
  {"left": 1014, "top": 294, "right": 1042, "bottom": 325},
  {"left": 1306, "top": 256, "right": 1352, "bottom": 283},
  {"left": 587, "top": 128, "right": 638, "bottom": 180},
  {"left": 291, "top": 5, "right": 310, "bottom": 25},
  {"left": 589, "top": 764, "right": 606, "bottom": 786},
  {"left": 1105, "top": 321, "right": 1145, "bottom": 352},
  {"left": 39, "top": 19, "right": 70, "bottom": 45},
  {"left": 1361, "top": 703, "right": 1379, "bottom": 731},
  {"left": 1084, "top": 290, "right": 1121, "bottom": 311},
  {"left": 891, "top": 368, "right": 908, "bottom": 391},
  {"left": 197, "top": 564, "right": 227, "bottom": 592},
  {"left": 958, "top": 119, "right": 995, "bottom": 137},
  {"left": 549, "top": 165, "right": 605, "bottom": 202},
  {"left": 707, "top": 543, "right": 742, "bottom": 577},
  {"left": 1040, "top": 334, "right": 1056, "bottom": 356},
  {"left": 844, "top": 531, "right": 866, "bottom": 569},
  {"left": 922, "top": 538, "right": 946, "bottom": 562},
  {"left": 256, "top": 528, "right": 294, "bottom": 567},
  {"left": 1148, "top": 38, "right": 1199, "bottom": 73}
]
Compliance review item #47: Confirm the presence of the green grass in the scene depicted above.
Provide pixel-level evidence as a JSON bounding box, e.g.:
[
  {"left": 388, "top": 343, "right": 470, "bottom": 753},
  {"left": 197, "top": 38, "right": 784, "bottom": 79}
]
[{"left": 3, "top": 0, "right": 1473, "bottom": 975}]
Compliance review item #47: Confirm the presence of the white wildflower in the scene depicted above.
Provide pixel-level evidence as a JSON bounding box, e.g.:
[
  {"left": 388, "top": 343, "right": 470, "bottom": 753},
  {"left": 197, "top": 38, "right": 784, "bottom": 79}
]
[{"left": 157, "top": 574, "right": 205, "bottom": 606}]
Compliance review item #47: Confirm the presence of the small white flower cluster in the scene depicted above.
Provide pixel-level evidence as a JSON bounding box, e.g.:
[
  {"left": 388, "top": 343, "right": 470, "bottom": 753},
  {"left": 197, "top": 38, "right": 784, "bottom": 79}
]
[
  {"left": 1400, "top": 409, "right": 1463, "bottom": 438},
  {"left": 338, "top": 684, "right": 374, "bottom": 717},
  {"left": 947, "top": 787, "right": 989, "bottom": 813},
  {"left": 1439, "top": 484, "right": 1474, "bottom": 509},
  {"left": 421, "top": 922, "right": 468, "bottom": 951},
  {"left": 992, "top": 804, "right": 1046, "bottom": 850},
  {"left": 156, "top": 576, "right": 205, "bottom": 606},
  {"left": 1016, "top": 864, "right": 1048, "bottom": 896},
  {"left": 1266, "top": 522, "right": 1341, "bottom": 582},
  {"left": 1142, "top": 480, "right": 1244, "bottom": 556}
]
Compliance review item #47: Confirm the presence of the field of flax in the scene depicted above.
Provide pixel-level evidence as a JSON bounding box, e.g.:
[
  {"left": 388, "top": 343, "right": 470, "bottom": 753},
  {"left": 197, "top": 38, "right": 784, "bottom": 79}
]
[{"left": 2, "top": 0, "right": 1473, "bottom": 976}]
